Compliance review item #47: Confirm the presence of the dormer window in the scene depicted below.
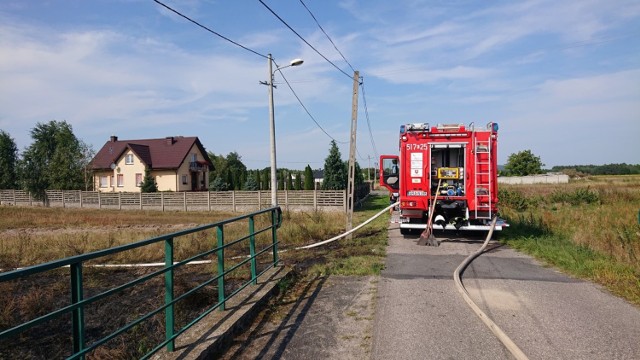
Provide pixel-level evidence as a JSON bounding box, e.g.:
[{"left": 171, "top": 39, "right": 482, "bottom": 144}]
[{"left": 125, "top": 154, "right": 134, "bottom": 165}]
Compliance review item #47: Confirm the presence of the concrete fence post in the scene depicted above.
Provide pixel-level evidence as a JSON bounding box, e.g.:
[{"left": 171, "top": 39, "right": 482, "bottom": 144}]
[
  {"left": 139, "top": 192, "right": 142, "bottom": 210},
  {"left": 161, "top": 192, "right": 165, "bottom": 212},
  {"left": 183, "top": 192, "right": 187, "bottom": 212},
  {"left": 313, "top": 190, "right": 318, "bottom": 211},
  {"left": 232, "top": 191, "right": 236, "bottom": 212},
  {"left": 118, "top": 192, "right": 121, "bottom": 210}
]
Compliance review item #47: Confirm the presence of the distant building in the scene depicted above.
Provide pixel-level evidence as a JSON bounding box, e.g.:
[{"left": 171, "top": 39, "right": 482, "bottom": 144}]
[
  {"left": 91, "top": 135, "right": 213, "bottom": 192},
  {"left": 313, "top": 169, "right": 324, "bottom": 189}
]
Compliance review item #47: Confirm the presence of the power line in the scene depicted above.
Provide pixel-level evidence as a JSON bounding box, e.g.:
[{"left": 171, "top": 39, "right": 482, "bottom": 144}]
[
  {"left": 257, "top": 0, "right": 353, "bottom": 80},
  {"left": 360, "top": 78, "right": 379, "bottom": 158},
  {"left": 153, "top": 0, "right": 268, "bottom": 59},
  {"left": 298, "top": 0, "right": 356, "bottom": 73},
  {"left": 276, "top": 67, "right": 348, "bottom": 144}
]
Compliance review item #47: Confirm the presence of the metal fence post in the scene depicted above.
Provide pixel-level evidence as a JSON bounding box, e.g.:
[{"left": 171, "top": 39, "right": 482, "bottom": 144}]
[
  {"left": 249, "top": 216, "right": 257, "bottom": 285},
  {"left": 70, "top": 263, "right": 85, "bottom": 358},
  {"left": 164, "top": 238, "right": 175, "bottom": 352},
  {"left": 217, "top": 225, "right": 225, "bottom": 311},
  {"left": 272, "top": 209, "right": 279, "bottom": 266}
]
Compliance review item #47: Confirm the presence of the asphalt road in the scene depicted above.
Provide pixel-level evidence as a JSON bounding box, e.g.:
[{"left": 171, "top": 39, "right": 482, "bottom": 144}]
[{"left": 372, "top": 224, "right": 640, "bottom": 359}]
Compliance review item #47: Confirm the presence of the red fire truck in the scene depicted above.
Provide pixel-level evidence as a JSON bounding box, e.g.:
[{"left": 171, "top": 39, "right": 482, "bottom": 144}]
[{"left": 380, "top": 122, "right": 508, "bottom": 235}]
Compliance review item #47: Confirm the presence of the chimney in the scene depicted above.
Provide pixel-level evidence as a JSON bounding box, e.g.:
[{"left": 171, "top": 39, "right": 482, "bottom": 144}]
[
  {"left": 166, "top": 136, "right": 174, "bottom": 145},
  {"left": 110, "top": 135, "right": 118, "bottom": 142}
]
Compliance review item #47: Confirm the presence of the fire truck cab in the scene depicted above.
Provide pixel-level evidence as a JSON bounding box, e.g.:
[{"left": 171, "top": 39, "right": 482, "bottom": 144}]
[{"left": 380, "top": 122, "right": 507, "bottom": 235}]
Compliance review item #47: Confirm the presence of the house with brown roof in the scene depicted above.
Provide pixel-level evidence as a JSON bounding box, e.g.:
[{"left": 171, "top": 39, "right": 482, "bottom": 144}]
[{"left": 92, "top": 136, "right": 213, "bottom": 192}]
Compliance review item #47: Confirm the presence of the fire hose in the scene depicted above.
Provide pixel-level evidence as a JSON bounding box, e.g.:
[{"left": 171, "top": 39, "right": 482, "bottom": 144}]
[
  {"left": 299, "top": 205, "right": 529, "bottom": 359},
  {"left": 453, "top": 216, "right": 529, "bottom": 360}
]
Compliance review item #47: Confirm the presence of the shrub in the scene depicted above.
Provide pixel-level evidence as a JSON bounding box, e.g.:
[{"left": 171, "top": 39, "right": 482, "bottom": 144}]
[{"left": 499, "top": 188, "right": 528, "bottom": 211}]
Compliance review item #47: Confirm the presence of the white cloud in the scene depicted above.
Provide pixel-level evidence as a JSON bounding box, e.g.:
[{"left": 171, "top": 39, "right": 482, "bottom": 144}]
[
  {"left": 537, "top": 69, "right": 640, "bottom": 104},
  {"left": 370, "top": 64, "right": 495, "bottom": 84}
]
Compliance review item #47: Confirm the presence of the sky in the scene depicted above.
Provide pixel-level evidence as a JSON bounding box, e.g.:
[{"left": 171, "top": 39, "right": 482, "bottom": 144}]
[{"left": 1, "top": 0, "right": 639, "bottom": 170}]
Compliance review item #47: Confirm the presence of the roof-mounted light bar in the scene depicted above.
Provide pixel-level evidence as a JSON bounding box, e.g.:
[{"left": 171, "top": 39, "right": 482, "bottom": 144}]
[{"left": 405, "top": 123, "right": 430, "bottom": 132}]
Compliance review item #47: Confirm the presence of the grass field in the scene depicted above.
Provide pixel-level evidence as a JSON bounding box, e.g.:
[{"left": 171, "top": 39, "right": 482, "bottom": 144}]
[
  {"left": 4, "top": 178, "right": 639, "bottom": 358},
  {"left": 498, "top": 175, "right": 640, "bottom": 306},
  {"left": 0, "top": 193, "right": 389, "bottom": 358}
]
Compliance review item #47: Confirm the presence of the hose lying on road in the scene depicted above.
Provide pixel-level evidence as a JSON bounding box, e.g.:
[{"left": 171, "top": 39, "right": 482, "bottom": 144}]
[{"left": 453, "top": 216, "right": 529, "bottom": 360}]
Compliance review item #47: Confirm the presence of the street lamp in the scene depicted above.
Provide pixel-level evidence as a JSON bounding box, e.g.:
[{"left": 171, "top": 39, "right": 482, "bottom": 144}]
[{"left": 262, "top": 54, "right": 304, "bottom": 206}]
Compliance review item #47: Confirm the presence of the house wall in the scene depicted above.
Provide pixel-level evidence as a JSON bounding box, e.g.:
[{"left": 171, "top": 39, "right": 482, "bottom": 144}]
[
  {"left": 94, "top": 170, "right": 113, "bottom": 192},
  {"left": 155, "top": 170, "right": 179, "bottom": 191},
  {"left": 175, "top": 144, "right": 209, "bottom": 191},
  {"left": 94, "top": 150, "right": 148, "bottom": 192},
  {"left": 117, "top": 150, "right": 147, "bottom": 192}
]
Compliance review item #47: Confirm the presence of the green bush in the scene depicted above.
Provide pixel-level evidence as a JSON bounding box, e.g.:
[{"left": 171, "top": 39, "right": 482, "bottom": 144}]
[
  {"left": 549, "top": 187, "right": 600, "bottom": 205},
  {"left": 499, "top": 188, "right": 528, "bottom": 211}
]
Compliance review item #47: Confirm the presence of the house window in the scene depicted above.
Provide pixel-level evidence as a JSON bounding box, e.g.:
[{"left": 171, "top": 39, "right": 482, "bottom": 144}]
[
  {"left": 182, "top": 175, "right": 188, "bottom": 185},
  {"left": 135, "top": 173, "right": 143, "bottom": 187},
  {"left": 125, "top": 154, "right": 134, "bottom": 165},
  {"left": 191, "top": 153, "right": 197, "bottom": 162},
  {"left": 110, "top": 176, "right": 114, "bottom": 187},
  {"left": 117, "top": 174, "right": 124, "bottom": 187},
  {"left": 100, "top": 176, "right": 108, "bottom": 188}
]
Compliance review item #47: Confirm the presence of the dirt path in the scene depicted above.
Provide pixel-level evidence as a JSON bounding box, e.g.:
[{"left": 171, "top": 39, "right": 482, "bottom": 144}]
[{"left": 220, "top": 275, "right": 377, "bottom": 360}]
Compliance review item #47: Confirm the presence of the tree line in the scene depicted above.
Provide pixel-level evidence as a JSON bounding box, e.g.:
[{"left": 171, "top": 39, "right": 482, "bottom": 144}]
[
  {"left": 502, "top": 149, "right": 640, "bottom": 177},
  {"left": 0, "top": 121, "right": 366, "bottom": 197},
  {"left": 206, "top": 140, "right": 364, "bottom": 191},
  {"left": 0, "top": 121, "right": 94, "bottom": 199},
  {"left": 551, "top": 164, "right": 640, "bottom": 176}
]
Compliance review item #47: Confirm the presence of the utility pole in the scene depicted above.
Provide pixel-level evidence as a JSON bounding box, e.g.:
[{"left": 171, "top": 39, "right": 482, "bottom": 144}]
[
  {"left": 262, "top": 54, "right": 304, "bottom": 206},
  {"left": 267, "top": 54, "right": 278, "bottom": 206},
  {"left": 346, "top": 71, "right": 359, "bottom": 239}
]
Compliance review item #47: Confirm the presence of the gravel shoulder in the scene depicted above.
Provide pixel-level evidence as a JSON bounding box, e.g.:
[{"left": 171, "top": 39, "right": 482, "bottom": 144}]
[{"left": 220, "top": 275, "right": 377, "bottom": 360}]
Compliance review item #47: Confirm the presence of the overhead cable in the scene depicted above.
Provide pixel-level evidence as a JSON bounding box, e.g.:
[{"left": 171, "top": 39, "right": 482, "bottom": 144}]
[
  {"left": 276, "top": 68, "right": 348, "bottom": 144},
  {"left": 360, "top": 79, "right": 379, "bottom": 158},
  {"left": 298, "top": 0, "right": 356, "bottom": 73},
  {"left": 257, "top": 0, "right": 353, "bottom": 80},
  {"left": 153, "top": 0, "right": 268, "bottom": 59}
]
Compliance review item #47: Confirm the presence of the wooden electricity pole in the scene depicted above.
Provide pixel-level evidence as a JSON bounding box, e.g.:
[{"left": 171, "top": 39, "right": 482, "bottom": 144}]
[{"left": 346, "top": 70, "right": 359, "bottom": 239}]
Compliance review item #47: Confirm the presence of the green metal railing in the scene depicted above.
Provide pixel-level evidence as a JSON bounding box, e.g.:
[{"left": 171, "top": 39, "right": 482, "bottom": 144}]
[{"left": 0, "top": 206, "right": 283, "bottom": 359}]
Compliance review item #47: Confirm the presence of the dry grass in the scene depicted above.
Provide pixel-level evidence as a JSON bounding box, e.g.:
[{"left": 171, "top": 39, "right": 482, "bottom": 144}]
[
  {"left": 0, "top": 196, "right": 388, "bottom": 358},
  {"left": 499, "top": 175, "right": 640, "bottom": 305}
]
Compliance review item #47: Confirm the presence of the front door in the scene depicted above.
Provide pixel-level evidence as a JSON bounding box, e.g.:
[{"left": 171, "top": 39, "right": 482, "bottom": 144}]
[{"left": 191, "top": 172, "right": 198, "bottom": 191}]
